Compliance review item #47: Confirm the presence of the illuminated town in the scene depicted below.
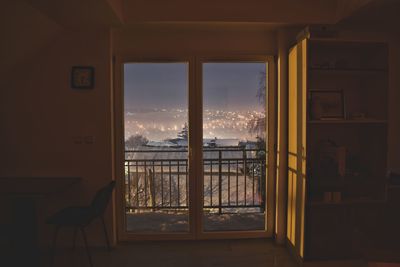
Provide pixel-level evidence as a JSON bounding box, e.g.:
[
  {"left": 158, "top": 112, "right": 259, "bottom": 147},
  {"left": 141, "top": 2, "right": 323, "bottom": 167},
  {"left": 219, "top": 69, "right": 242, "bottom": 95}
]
[{"left": 124, "top": 108, "right": 265, "bottom": 141}]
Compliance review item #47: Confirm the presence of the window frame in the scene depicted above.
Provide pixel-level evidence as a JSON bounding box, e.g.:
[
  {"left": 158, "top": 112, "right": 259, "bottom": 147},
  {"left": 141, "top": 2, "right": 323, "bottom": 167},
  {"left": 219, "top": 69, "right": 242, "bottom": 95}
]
[{"left": 113, "top": 56, "right": 276, "bottom": 241}]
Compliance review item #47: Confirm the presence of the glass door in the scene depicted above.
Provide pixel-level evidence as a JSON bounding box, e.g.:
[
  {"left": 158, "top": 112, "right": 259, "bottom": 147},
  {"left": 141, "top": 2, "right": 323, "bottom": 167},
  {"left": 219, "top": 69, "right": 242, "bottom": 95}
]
[
  {"left": 200, "top": 60, "right": 271, "bottom": 236},
  {"left": 120, "top": 58, "right": 275, "bottom": 240},
  {"left": 123, "top": 62, "right": 191, "bottom": 234}
]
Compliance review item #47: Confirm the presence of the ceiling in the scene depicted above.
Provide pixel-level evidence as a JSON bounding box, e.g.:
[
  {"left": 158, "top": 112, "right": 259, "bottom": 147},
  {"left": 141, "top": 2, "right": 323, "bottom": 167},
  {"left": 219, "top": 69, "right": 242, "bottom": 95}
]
[
  {"left": 18, "top": 0, "right": 385, "bottom": 28},
  {"left": 338, "top": 0, "right": 400, "bottom": 32},
  {"left": 23, "top": 0, "right": 123, "bottom": 27},
  {"left": 122, "top": 0, "right": 339, "bottom": 25}
]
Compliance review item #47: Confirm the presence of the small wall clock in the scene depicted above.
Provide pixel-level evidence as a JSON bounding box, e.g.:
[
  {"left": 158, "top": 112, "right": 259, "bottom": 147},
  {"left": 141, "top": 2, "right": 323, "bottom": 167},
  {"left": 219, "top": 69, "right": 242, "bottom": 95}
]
[{"left": 71, "top": 66, "right": 95, "bottom": 89}]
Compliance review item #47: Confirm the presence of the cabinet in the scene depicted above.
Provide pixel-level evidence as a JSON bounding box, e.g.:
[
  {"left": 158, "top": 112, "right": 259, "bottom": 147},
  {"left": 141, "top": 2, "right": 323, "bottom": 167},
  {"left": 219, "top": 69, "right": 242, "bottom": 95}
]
[{"left": 287, "top": 38, "right": 388, "bottom": 261}]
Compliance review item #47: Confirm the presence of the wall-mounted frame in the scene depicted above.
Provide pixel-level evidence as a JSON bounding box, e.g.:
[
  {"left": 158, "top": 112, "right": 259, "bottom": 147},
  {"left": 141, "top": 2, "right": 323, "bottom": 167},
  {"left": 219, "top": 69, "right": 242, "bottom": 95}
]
[
  {"left": 71, "top": 66, "right": 95, "bottom": 89},
  {"left": 309, "top": 90, "right": 345, "bottom": 120}
]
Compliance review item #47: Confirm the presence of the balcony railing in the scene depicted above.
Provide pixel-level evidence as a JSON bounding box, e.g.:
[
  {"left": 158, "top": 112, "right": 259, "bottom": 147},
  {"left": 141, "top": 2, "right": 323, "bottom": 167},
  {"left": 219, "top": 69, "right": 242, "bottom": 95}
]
[{"left": 125, "top": 147, "right": 266, "bottom": 214}]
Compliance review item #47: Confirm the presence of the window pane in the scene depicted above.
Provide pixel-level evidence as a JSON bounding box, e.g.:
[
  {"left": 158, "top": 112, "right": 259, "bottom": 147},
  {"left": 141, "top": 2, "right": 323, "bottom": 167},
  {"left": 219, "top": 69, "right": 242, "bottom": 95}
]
[
  {"left": 124, "top": 63, "right": 189, "bottom": 233},
  {"left": 202, "top": 62, "right": 267, "bottom": 232}
]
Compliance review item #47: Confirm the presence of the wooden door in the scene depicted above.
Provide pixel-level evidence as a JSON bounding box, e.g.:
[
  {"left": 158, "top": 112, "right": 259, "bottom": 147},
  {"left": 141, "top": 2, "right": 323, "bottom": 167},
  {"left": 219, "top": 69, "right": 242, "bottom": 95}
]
[{"left": 287, "top": 39, "right": 307, "bottom": 259}]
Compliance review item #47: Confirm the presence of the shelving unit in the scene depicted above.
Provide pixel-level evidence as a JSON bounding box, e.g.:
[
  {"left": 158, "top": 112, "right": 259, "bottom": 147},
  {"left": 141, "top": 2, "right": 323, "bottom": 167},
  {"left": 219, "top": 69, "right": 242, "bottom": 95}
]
[{"left": 287, "top": 38, "right": 388, "bottom": 261}]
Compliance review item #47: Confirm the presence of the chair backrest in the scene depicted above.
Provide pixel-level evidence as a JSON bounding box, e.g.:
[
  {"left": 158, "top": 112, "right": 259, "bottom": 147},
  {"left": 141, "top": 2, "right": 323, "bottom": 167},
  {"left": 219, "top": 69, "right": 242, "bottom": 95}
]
[{"left": 90, "top": 181, "right": 116, "bottom": 218}]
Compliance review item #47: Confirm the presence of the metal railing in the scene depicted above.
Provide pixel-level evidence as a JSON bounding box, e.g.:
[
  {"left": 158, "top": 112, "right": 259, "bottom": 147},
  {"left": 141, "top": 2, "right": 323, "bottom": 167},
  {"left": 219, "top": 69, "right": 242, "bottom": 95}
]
[{"left": 124, "top": 147, "right": 266, "bottom": 214}]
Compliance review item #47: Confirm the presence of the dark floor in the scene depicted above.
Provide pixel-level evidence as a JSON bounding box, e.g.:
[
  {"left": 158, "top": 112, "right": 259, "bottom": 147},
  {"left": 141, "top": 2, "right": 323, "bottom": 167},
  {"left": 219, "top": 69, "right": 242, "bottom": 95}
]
[{"left": 46, "top": 239, "right": 299, "bottom": 267}]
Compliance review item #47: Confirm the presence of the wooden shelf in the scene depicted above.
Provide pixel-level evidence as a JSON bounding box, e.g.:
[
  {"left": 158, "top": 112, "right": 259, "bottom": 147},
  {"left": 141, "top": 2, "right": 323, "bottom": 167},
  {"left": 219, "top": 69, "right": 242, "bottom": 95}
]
[
  {"left": 309, "top": 67, "right": 387, "bottom": 74},
  {"left": 309, "top": 38, "right": 387, "bottom": 46},
  {"left": 309, "top": 176, "right": 385, "bottom": 189},
  {"left": 308, "top": 119, "right": 387, "bottom": 124},
  {"left": 307, "top": 199, "right": 386, "bottom": 206}
]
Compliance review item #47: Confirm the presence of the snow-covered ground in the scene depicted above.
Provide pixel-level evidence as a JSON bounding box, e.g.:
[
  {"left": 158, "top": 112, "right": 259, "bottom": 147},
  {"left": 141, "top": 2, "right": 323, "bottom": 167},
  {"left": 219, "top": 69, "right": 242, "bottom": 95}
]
[{"left": 126, "top": 211, "right": 265, "bottom": 232}]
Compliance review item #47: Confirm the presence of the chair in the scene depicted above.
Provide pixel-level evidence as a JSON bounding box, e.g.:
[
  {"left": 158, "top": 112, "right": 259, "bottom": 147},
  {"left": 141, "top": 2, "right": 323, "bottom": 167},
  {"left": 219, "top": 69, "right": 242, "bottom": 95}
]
[{"left": 47, "top": 181, "right": 116, "bottom": 267}]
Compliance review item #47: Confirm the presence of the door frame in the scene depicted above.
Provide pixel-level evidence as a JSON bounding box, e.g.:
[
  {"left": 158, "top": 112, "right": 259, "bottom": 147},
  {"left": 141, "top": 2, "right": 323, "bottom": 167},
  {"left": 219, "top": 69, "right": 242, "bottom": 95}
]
[{"left": 114, "top": 55, "right": 276, "bottom": 241}]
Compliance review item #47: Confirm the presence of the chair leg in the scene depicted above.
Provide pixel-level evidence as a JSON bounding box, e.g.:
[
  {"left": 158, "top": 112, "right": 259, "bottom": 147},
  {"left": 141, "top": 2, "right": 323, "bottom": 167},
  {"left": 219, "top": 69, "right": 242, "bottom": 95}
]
[
  {"left": 72, "top": 227, "right": 78, "bottom": 251},
  {"left": 50, "top": 226, "right": 59, "bottom": 267},
  {"left": 80, "top": 227, "right": 93, "bottom": 267},
  {"left": 101, "top": 216, "right": 111, "bottom": 251}
]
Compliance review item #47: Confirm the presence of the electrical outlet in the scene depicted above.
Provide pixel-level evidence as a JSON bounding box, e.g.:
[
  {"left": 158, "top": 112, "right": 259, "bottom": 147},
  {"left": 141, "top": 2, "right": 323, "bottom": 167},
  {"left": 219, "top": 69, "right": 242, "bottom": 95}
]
[{"left": 72, "top": 136, "right": 83, "bottom": 144}]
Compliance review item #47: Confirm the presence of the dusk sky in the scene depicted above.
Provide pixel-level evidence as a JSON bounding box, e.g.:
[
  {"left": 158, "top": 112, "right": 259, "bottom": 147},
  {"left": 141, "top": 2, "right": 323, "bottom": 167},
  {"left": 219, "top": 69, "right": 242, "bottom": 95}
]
[{"left": 124, "top": 62, "right": 266, "bottom": 111}]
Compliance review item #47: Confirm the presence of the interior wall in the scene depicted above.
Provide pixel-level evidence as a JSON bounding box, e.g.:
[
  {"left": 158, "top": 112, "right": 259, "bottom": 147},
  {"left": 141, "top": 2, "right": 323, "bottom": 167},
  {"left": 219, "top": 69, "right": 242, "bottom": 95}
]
[
  {"left": 113, "top": 24, "right": 277, "bottom": 58},
  {"left": 0, "top": 0, "right": 61, "bottom": 78},
  {"left": 122, "top": 0, "right": 338, "bottom": 24},
  {"left": 387, "top": 35, "right": 400, "bottom": 173},
  {"left": 0, "top": 28, "right": 114, "bottom": 246}
]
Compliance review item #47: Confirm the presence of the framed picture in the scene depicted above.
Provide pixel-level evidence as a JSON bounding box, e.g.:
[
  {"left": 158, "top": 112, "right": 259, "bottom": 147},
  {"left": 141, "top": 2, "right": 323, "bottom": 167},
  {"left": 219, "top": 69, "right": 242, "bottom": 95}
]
[
  {"left": 71, "top": 66, "right": 94, "bottom": 89},
  {"left": 309, "top": 90, "right": 345, "bottom": 120}
]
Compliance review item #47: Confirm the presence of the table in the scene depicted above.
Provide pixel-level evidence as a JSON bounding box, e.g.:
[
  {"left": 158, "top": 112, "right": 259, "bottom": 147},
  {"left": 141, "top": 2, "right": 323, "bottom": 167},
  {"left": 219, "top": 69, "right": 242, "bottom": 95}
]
[{"left": 0, "top": 176, "right": 82, "bottom": 267}]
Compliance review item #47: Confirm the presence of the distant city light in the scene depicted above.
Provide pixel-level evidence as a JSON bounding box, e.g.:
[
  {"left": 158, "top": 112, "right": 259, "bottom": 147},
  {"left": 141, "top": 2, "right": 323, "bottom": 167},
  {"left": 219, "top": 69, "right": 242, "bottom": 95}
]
[{"left": 125, "top": 108, "right": 265, "bottom": 141}]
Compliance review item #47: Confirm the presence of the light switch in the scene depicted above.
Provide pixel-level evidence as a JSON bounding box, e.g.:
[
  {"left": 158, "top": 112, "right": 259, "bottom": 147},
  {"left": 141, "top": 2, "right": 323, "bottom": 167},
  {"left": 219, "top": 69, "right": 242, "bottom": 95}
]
[{"left": 84, "top": 135, "right": 95, "bottom": 144}]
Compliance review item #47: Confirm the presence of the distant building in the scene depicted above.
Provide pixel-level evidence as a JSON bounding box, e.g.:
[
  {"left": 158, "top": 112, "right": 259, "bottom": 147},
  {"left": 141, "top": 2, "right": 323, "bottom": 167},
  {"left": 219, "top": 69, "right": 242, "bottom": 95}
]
[
  {"left": 204, "top": 138, "right": 239, "bottom": 147},
  {"left": 146, "top": 140, "right": 178, "bottom": 147}
]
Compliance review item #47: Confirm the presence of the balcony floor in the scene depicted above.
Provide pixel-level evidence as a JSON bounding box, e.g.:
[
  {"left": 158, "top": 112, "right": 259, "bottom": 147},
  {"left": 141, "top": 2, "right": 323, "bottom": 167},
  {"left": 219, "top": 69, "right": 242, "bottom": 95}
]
[{"left": 126, "top": 211, "right": 265, "bottom": 232}]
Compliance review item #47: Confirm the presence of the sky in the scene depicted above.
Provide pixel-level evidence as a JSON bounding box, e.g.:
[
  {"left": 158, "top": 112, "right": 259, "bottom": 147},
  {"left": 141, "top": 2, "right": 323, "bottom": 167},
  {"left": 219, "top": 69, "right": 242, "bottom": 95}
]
[
  {"left": 123, "top": 62, "right": 267, "bottom": 140},
  {"left": 203, "top": 63, "right": 266, "bottom": 111},
  {"left": 124, "top": 62, "right": 266, "bottom": 111}
]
